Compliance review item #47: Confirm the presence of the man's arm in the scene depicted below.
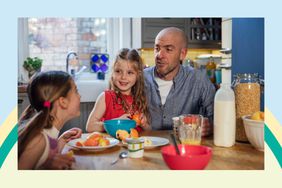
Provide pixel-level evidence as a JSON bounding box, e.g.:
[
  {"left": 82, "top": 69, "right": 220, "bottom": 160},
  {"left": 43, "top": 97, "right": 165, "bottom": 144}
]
[{"left": 199, "top": 70, "right": 216, "bottom": 136}]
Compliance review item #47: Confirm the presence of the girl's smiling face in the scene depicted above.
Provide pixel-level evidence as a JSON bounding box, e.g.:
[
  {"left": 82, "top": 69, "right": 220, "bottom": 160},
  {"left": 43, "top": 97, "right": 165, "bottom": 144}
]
[{"left": 112, "top": 59, "right": 138, "bottom": 95}]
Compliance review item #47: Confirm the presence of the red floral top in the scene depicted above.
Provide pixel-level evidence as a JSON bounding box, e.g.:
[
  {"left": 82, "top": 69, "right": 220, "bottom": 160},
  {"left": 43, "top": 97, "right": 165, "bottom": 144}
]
[
  {"left": 102, "top": 90, "right": 134, "bottom": 120},
  {"left": 102, "top": 90, "right": 142, "bottom": 132}
]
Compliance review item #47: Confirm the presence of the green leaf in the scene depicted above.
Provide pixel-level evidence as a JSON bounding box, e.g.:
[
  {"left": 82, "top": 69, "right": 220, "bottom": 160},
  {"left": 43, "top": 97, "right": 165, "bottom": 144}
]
[{"left": 23, "top": 57, "right": 43, "bottom": 72}]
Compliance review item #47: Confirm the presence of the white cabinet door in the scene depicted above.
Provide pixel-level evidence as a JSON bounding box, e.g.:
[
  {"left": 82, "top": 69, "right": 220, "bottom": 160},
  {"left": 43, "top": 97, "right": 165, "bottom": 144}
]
[
  {"left": 221, "top": 18, "right": 232, "bottom": 84},
  {"left": 222, "top": 18, "right": 232, "bottom": 49}
]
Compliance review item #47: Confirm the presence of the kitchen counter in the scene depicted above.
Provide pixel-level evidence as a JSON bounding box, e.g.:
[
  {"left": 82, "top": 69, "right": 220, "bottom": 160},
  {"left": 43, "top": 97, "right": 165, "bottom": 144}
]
[
  {"left": 62, "top": 130, "right": 264, "bottom": 170},
  {"left": 18, "top": 84, "right": 29, "bottom": 117},
  {"left": 18, "top": 84, "right": 28, "bottom": 93}
]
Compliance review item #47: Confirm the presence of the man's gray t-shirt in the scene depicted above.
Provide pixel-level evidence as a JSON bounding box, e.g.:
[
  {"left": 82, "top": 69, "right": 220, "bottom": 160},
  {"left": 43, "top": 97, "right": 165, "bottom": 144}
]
[{"left": 144, "top": 65, "right": 215, "bottom": 130}]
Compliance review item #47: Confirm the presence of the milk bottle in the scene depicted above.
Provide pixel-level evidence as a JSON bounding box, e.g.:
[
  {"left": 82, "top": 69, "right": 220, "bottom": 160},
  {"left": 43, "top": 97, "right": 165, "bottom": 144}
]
[{"left": 214, "top": 83, "right": 236, "bottom": 147}]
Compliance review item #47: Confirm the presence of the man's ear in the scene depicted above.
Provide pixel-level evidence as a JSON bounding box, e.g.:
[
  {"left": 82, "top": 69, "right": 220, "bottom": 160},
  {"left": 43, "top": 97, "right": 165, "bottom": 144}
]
[
  {"left": 57, "top": 97, "right": 68, "bottom": 109},
  {"left": 180, "top": 48, "right": 187, "bottom": 61}
]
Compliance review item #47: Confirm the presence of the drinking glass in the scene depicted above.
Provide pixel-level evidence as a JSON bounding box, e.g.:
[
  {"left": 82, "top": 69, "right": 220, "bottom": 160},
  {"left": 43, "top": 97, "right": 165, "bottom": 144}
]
[{"left": 178, "top": 114, "right": 203, "bottom": 145}]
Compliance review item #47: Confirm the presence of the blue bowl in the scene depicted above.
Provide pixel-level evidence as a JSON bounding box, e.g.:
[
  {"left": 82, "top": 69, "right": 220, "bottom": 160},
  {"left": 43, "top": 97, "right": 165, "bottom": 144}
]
[{"left": 104, "top": 119, "right": 136, "bottom": 138}]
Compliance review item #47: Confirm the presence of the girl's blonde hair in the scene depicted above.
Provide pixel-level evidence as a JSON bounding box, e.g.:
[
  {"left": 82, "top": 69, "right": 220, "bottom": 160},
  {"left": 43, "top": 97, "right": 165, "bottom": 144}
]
[
  {"left": 110, "top": 48, "right": 150, "bottom": 121},
  {"left": 18, "top": 71, "right": 72, "bottom": 158}
]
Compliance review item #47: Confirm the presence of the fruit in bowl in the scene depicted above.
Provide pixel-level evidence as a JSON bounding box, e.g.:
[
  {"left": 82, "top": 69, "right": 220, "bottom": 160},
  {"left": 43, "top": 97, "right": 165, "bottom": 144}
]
[
  {"left": 116, "top": 130, "right": 130, "bottom": 141},
  {"left": 75, "top": 132, "right": 110, "bottom": 147},
  {"left": 161, "top": 145, "right": 212, "bottom": 170},
  {"left": 116, "top": 128, "right": 139, "bottom": 141},
  {"left": 242, "top": 113, "right": 264, "bottom": 151},
  {"left": 104, "top": 119, "right": 136, "bottom": 138},
  {"left": 99, "top": 138, "right": 110, "bottom": 146},
  {"left": 131, "top": 113, "right": 142, "bottom": 125},
  {"left": 251, "top": 111, "right": 264, "bottom": 121},
  {"left": 129, "top": 128, "right": 139, "bottom": 138}
]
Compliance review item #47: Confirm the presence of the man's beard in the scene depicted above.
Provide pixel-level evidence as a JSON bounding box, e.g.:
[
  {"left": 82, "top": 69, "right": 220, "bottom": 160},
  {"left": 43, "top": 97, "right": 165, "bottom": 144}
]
[{"left": 156, "top": 63, "right": 179, "bottom": 79}]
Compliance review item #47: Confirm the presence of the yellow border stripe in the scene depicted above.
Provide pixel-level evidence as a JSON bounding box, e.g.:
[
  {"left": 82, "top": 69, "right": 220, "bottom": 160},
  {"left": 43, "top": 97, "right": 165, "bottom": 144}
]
[
  {"left": 265, "top": 108, "right": 282, "bottom": 146},
  {"left": 0, "top": 107, "right": 17, "bottom": 146}
]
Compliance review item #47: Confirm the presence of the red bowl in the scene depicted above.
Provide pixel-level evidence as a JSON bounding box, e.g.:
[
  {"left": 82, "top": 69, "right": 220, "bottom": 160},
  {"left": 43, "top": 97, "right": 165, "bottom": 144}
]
[{"left": 161, "top": 144, "right": 212, "bottom": 170}]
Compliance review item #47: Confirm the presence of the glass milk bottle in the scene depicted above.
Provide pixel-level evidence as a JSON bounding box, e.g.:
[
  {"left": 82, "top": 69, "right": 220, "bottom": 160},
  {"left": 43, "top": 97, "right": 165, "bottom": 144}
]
[{"left": 214, "top": 83, "right": 236, "bottom": 147}]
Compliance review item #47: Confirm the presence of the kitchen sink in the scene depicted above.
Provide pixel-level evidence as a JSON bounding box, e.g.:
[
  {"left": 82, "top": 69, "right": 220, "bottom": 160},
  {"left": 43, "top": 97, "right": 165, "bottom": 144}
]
[{"left": 75, "top": 72, "right": 109, "bottom": 102}]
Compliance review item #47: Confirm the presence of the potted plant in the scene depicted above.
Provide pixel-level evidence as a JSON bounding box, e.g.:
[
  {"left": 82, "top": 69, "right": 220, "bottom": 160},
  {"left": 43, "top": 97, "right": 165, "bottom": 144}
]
[{"left": 23, "top": 57, "right": 43, "bottom": 78}]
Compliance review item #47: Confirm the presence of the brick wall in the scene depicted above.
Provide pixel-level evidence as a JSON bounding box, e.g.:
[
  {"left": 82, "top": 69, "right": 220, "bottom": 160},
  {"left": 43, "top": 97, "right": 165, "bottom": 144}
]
[{"left": 28, "top": 18, "right": 107, "bottom": 71}]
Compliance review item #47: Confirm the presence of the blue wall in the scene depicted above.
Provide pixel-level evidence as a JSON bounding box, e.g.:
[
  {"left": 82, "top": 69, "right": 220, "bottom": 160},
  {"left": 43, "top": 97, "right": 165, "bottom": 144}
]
[{"left": 232, "top": 18, "right": 264, "bottom": 109}]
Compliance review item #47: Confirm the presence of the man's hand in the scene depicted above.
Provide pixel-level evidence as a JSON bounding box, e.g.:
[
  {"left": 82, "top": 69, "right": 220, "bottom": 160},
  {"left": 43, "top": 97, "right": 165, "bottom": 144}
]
[{"left": 201, "top": 117, "right": 213, "bottom": 137}]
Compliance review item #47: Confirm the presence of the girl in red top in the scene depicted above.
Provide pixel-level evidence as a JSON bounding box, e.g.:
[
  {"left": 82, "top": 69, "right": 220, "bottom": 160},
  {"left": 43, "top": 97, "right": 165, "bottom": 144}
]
[{"left": 86, "top": 48, "right": 150, "bottom": 132}]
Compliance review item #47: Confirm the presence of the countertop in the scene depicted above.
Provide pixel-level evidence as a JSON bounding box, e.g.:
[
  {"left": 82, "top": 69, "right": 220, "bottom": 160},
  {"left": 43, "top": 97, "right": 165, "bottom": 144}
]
[{"left": 18, "top": 84, "right": 28, "bottom": 93}]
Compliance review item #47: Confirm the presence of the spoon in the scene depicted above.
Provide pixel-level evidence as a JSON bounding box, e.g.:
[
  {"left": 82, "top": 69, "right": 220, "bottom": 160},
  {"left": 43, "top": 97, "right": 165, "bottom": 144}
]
[
  {"left": 111, "top": 151, "right": 128, "bottom": 165},
  {"left": 170, "top": 133, "right": 181, "bottom": 155}
]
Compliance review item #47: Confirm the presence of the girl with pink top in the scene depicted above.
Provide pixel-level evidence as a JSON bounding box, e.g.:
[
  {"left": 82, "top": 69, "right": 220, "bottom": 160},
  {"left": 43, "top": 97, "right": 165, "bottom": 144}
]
[{"left": 18, "top": 71, "right": 82, "bottom": 170}]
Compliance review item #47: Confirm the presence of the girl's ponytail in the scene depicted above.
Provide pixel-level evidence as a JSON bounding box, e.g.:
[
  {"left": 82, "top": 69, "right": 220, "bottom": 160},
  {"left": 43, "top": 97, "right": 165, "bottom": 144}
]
[{"left": 18, "top": 106, "right": 53, "bottom": 158}]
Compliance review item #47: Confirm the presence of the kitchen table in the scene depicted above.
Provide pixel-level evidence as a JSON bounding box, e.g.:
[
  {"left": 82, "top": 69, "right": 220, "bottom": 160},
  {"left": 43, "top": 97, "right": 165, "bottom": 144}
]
[{"left": 62, "top": 130, "right": 264, "bottom": 170}]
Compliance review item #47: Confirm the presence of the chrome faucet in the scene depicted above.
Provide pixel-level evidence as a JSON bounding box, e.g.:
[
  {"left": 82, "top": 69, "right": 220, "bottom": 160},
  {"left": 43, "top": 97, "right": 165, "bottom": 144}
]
[
  {"left": 66, "top": 51, "right": 78, "bottom": 76},
  {"left": 66, "top": 51, "right": 88, "bottom": 80}
]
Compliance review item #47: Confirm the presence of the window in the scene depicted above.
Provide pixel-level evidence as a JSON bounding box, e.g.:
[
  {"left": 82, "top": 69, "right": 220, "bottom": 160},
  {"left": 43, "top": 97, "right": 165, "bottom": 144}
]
[
  {"left": 18, "top": 18, "right": 134, "bottom": 82},
  {"left": 27, "top": 18, "right": 108, "bottom": 71}
]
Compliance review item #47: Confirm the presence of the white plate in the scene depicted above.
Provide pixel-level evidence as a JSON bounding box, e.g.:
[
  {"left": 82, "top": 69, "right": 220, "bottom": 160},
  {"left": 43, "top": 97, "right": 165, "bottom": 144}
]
[
  {"left": 141, "top": 136, "right": 169, "bottom": 149},
  {"left": 67, "top": 133, "right": 119, "bottom": 151}
]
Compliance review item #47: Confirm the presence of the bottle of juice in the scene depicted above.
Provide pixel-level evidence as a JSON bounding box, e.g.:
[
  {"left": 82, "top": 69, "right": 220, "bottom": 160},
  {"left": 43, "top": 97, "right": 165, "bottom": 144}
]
[{"left": 206, "top": 57, "right": 216, "bottom": 83}]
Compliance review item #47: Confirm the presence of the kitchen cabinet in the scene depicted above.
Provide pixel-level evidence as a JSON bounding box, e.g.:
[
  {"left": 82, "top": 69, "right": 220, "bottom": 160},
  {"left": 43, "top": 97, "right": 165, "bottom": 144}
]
[
  {"left": 186, "top": 18, "right": 221, "bottom": 49},
  {"left": 18, "top": 84, "right": 29, "bottom": 118},
  {"left": 60, "top": 102, "right": 95, "bottom": 134},
  {"left": 18, "top": 93, "right": 29, "bottom": 118},
  {"left": 141, "top": 18, "right": 186, "bottom": 48},
  {"left": 138, "top": 18, "right": 221, "bottom": 49}
]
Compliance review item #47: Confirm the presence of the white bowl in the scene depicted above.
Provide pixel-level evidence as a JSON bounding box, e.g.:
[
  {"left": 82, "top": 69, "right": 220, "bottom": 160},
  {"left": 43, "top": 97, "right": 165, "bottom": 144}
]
[{"left": 242, "top": 115, "right": 264, "bottom": 151}]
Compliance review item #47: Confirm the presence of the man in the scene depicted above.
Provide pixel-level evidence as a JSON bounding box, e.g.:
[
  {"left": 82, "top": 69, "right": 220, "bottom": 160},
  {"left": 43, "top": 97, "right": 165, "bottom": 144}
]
[{"left": 144, "top": 27, "right": 215, "bottom": 136}]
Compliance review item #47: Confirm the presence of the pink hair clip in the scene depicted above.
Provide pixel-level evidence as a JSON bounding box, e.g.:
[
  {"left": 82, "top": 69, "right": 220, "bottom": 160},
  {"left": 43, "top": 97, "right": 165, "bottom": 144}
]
[{"left": 43, "top": 101, "right": 51, "bottom": 108}]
